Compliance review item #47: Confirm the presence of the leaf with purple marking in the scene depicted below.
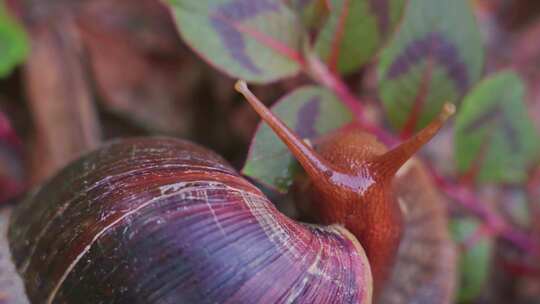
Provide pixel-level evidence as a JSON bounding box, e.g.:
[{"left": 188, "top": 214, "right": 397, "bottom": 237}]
[
  {"left": 243, "top": 86, "right": 353, "bottom": 192},
  {"left": 378, "top": 0, "right": 484, "bottom": 133},
  {"left": 450, "top": 217, "right": 494, "bottom": 303},
  {"left": 315, "top": 0, "right": 406, "bottom": 74},
  {"left": 455, "top": 72, "right": 540, "bottom": 184},
  {"left": 166, "top": 0, "right": 304, "bottom": 83}
]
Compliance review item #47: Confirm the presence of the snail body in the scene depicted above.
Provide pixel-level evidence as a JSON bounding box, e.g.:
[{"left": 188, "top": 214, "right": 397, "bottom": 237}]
[
  {"left": 8, "top": 81, "right": 454, "bottom": 303},
  {"left": 305, "top": 127, "right": 403, "bottom": 287}
]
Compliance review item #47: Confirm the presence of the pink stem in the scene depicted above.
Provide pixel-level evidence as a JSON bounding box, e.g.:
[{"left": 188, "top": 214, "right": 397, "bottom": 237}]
[
  {"left": 304, "top": 58, "right": 540, "bottom": 257},
  {"left": 0, "top": 111, "right": 22, "bottom": 150},
  {"left": 306, "top": 54, "right": 364, "bottom": 118},
  {"left": 429, "top": 165, "right": 540, "bottom": 255},
  {"left": 0, "top": 111, "right": 24, "bottom": 203}
]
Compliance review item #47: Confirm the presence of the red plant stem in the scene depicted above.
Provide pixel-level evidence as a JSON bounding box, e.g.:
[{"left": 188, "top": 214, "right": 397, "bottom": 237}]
[
  {"left": 327, "top": 0, "right": 350, "bottom": 73},
  {"left": 305, "top": 54, "right": 364, "bottom": 118},
  {"left": 500, "top": 257, "right": 540, "bottom": 277},
  {"left": 0, "top": 111, "right": 25, "bottom": 203},
  {"left": 429, "top": 165, "right": 540, "bottom": 255},
  {"left": 304, "top": 57, "right": 540, "bottom": 257},
  {"left": 0, "top": 111, "right": 22, "bottom": 150},
  {"left": 400, "top": 58, "right": 433, "bottom": 139}
]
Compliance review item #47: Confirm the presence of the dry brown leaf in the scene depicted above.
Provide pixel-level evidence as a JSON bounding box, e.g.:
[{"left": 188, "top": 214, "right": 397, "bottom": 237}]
[{"left": 25, "top": 18, "right": 100, "bottom": 184}]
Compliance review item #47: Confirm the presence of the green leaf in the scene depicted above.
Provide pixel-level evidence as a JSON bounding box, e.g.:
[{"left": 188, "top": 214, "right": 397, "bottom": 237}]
[
  {"left": 286, "top": 0, "right": 329, "bottom": 30},
  {"left": 166, "top": 0, "right": 305, "bottom": 83},
  {"left": 455, "top": 72, "right": 540, "bottom": 184},
  {"left": 378, "top": 0, "right": 484, "bottom": 133},
  {"left": 243, "top": 86, "right": 353, "bottom": 192},
  {"left": 0, "top": 3, "right": 28, "bottom": 77},
  {"left": 315, "top": 0, "right": 406, "bottom": 74},
  {"left": 450, "top": 217, "right": 494, "bottom": 303}
]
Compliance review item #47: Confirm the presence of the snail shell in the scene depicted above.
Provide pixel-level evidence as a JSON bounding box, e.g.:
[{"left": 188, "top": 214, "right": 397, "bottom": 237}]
[{"left": 9, "top": 138, "right": 372, "bottom": 303}]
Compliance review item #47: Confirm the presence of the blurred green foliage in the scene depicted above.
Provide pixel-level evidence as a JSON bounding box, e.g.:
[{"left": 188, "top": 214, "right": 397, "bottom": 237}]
[
  {"left": 450, "top": 217, "right": 494, "bottom": 303},
  {"left": 0, "top": 1, "right": 27, "bottom": 77},
  {"left": 455, "top": 72, "right": 540, "bottom": 184}
]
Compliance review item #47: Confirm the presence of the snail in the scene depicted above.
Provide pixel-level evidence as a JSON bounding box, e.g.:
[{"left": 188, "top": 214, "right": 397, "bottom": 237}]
[{"left": 8, "top": 81, "right": 455, "bottom": 303}]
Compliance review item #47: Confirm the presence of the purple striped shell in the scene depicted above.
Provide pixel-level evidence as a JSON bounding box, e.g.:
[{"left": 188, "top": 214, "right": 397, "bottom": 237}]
[{"left": 8, "top": 138, "right": 372, "bottom": 303}]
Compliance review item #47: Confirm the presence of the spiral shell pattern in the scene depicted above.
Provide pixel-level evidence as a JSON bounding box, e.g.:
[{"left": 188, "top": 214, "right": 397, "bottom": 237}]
[{"left": 9, "top": 138, "right": 372, "bottom": 304}]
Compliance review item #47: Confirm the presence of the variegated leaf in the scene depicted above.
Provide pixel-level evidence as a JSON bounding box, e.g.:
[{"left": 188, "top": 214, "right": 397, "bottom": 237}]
[
  {"left": 167, "top": 0, "right": 305, "bottom": 83},
  {"left": 450, "top": 217, "right": 494, "bottom": 303},
  {"left": 315, "top": 0, "right": 406, "bottom": 74},
  {"left": 378, "top": 0, "right": 484, "bottom": 134},
  {"left": 455, "top": 72, "right": 540, "bottom": 184}
]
